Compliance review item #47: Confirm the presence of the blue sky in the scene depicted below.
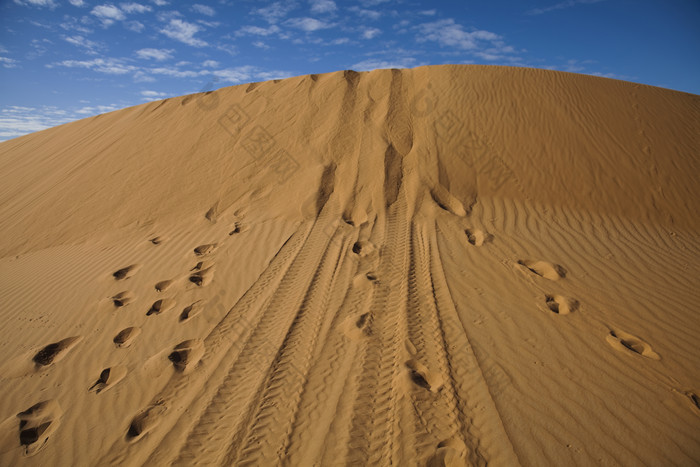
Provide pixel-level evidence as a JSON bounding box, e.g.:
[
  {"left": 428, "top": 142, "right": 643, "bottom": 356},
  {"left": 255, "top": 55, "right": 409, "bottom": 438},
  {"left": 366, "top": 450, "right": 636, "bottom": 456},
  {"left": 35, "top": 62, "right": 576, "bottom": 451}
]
[{"left": 1, "top": 0, "right": 698, "bottom": 141}]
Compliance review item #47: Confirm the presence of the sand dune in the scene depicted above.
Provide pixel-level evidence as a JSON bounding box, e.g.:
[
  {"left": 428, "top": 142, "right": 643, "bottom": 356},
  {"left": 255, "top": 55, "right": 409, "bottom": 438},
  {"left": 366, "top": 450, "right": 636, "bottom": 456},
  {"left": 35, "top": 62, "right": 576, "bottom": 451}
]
[{"left": 0, "top": 65, "right": 698, "bottom": 465}]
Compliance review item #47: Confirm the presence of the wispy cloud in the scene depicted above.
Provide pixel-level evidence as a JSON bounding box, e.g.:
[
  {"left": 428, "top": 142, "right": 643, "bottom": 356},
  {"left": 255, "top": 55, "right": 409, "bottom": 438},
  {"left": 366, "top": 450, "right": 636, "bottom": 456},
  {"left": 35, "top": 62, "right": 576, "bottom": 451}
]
[
  {"left": 160, "top": 19, "right": 208, "bottom": 47},
  {"left": 286, "top": 17, "right": 332, "bottom": 32},
  {"left": 352, "top": 57, "right": 418, "bottom": 71},
  {"left": 91, "top": 4, "right": 126, "bottom": 27},
  {"left": 526, "top": 0, "right": 605, "bottom": 15},
  {"left": 13, "top": 0, "right": 57, "bottom": 8},
  {"left": 68, "top": 0, "right": 86, "bottom": 6},
  {"left": 64, "top": 35, "right": 103, "bottom": 54},
  {"left": 255, "top": 1, "right": 297, "bottom": 24},
  {"left": 348, "top": 7, "right": 381, "bottom": 20},
  {"left": 135, "top": 48, "right": 174, "bottom": 61},
  {"left": 361, "top": 27, "right": 381, "bottom": 39},
  {"left": 0, "top": 57, "right": 19, "bottom": 69},
  {"left": 120, "top": 2, "right": 151, "bottom": 13},
  {"left": 237, "top": 25, "right": 281, "bottom": 36},
  {"left": 49, "top": 57, "right": 137, "bottom": 74},
  {"left": 192, "top": 4, "right": 215, "bottom": 16},
  {"left": 416, "top": 19, "right": 499, "bottom": 50},
  {"left": 310, "top": 0, "right": 336, "bottom": 14}
]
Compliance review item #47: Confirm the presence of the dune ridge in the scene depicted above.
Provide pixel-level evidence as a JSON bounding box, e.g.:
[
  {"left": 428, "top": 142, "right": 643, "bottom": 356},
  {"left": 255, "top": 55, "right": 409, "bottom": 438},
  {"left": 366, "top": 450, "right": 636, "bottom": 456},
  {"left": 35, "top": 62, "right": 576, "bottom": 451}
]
[{"left": 0, "top": 65, "right": 698, "bottom": 466}]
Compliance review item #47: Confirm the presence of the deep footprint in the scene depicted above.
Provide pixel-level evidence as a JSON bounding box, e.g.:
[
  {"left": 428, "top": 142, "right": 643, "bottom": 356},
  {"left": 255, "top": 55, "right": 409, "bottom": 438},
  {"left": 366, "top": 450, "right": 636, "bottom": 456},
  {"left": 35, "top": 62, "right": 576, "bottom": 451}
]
[
  {"left": 606, "top": 330, "right": 660, "bottom": 360},
  {"left": 189, "top": 268, "right": 214, "bottom": 287},
  {"left": 147, "top": 299, "right": 176, "bottom": 316},
  {"left": 168, "top": 339, "right": 205, "bottom": 373},
  {"left": 112, "top": 264, "right": 139, "bottom": 280},
  {"left": 406, "top": 359, "right": 444, "bottom": 393},
  {"left": 33, "top": 336, "right": 82, "bottom": 367},
  {"left": 17, "top": 400, "right": 62, "bottom": 456},
  {"left": 112, "top": 291, "right": 134, "bottom": 307},
  {"left": 465, "top": 228, "right": 491, "bottom": 246},
  {"left": 155, "top": 280, "right": 174, "bottom": 292},
  {"left": 518, "top": 260, "right": 566, "bottom": 281},
  {"left": 194, "top": 243, "right": 217, "bottom": 256},
  {"left": 89, "top": 366, "right": 127, "bottom": 394},
  {"left": 126, "top": 402, "right": 167, "bottom": 443},
  {"left": 180, "top": 301, "right": 204, "bottom": 322},
  {"left": 545, "top": 295, "right": 579, "bottom": 315},
  {"left": 113, "top": 327, "right": 141, "bottom": 348}
]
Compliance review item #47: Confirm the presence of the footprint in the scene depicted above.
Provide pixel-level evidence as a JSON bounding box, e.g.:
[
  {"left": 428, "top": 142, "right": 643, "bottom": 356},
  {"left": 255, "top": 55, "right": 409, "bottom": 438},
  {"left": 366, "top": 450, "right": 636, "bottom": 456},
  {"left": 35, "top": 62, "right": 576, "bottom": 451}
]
[
  {"left": 126, "top": 402, "right": 167, "bottom": 443},
  {"left": 179, "top": 301, "right": 204, "bottom": 322},
  {"left": 168, "top": 339, "right": 205, "bottom": 373},
  {"left": 228, "top": 225, "right": 240, "bottom": 235},
  {"left": 342, "top": 313, "right": 370, "bottom": 340},
  {"left": 189, "top": 267, "right": 214, "bottom": 287},
  {"left": 155, "top": 280, "right": 174, "bottom": 293},
  {"left": 685, "top": 391, "right": 700, "bottom": 411},
  {"left": 113, "top": 327, "right": 141, "bottom": 348},
  {"left": 17, "top": 400, "right": 62, "bottom": 456},
  {"left": 146, "top": 299, "right": 176, "bottom": 316},
  {"left": 606, "top": 330, "right": 660, "bottom": 360},
  {"left": 518, "top": 260, "right": 566, "bottom": 281},
  {"left": 427, "top": 438, "right": 467, "bottom": 467},
  {"left": 351, "top": 240, "right": 375, "bottom": 257},
  {"left": 544, "top": 295, "right": 579, "bottom": 315},
  {"left": 464, "top": 228, "right": 491, "bottom": 246},
  {"left": 205, "top": 204, "right": 218, "bottom": 223},
  {"left": 112, "top": 291, "right": 134, "bottom": 307},
  {"left": 194, "top": 243, "right": 217, "bottom": 256},
  {"left": 32, "top": 336, "right": 82, "bottom": 367},
  {"left": 89, "top": 366, "right": 127, "bottom": 394},
  {"left": 112, "top": 264, "right": 139, "bottom": 280},
  {"left": 406, "top": 359, "right": 444, "bottom": 393},
  {"left": 149, "top": 237, "right": 163, "bottom": 245}
]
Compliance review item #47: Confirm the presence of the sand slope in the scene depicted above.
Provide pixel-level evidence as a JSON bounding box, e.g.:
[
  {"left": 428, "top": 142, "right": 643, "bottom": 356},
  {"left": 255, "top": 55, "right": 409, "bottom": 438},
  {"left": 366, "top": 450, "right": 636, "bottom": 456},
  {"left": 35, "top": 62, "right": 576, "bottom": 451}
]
[{"left": 0, "top": 65, "right": 698, "bottom": 466}]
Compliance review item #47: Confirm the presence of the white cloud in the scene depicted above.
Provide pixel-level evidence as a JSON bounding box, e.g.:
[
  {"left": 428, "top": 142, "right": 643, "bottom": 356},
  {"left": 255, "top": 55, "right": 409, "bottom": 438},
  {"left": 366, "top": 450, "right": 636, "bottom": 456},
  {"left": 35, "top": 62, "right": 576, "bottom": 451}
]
[
  {"left": 49, "top": 57, "right": 136, "bottom": 74},
  {"left": 310, "top": 0, "right": 336, "bottom": 13},
  {"left": 69, "top": 0, "right": 86, "bottom": 6},
  {"left": 255, "top": 1, "right": 297, "bottom": 24},
  {"left": 348, "top": 7, "right": 380, "bottom": 20},
  {"left": 149, "top": 66, "right": 204, "bottom": 78},
  {"left": 237, "top": 25, "right": 281, "bottom": 36},
  {"left": 527, "top": 0, "right": 605, "bottom": 15},
  {"left": 351, "top": 57, "right": 417, "bottom": 71},
  {"left": 160, "top": 19, "right": 207, "bottom": 47},
  {"left": 64, "top": 35, "right": 101, "bottom": 53},
  {"left": 252, "top": 41, "right": 270, "bottom": 49},
  {"left": 192, "top": 4, "right": 215, "bottom": 16},
  {"left": 152, "top": 0, "right": 167, "bottom": 5},
  {"left": 416, "top": 19, "right": 500, "bottom": 50},
  {"left": 0, "top": 105, "right": 81, "bottom": 141},
  {"left": 212, "top": 66, "right": 256, "bottom": 83},
  {"left": 286, "top": 17, "right": 331, "bottom": 32},
  {"left": 135, "top": 48, "right": 173, "bottom": 60},
  {"left": 141, "top": 90, "right": 168, "bottom": 97},
  {"left": 419, "top": 9, "right": 436, "bottom": 15},
  {"left": 91, "top": 4, "right": 126, "bottom": 26},
  {"left": 361, "top": 27, "right": 381, "bottom": 39},
  {"left": 126, "top": 21, "right": 145, "bottom": 32},
  {"left": 202, "top": 59, "right": 219, "bottom": 68},
  {"left": 13, "top": 0, "right": 57, "bottom": 8},
  {"left": 120, "top": 2, "right": 152, "bottom": 13},
  {"left": 0, "top": 57, "right": 19, "bottom": 68}
]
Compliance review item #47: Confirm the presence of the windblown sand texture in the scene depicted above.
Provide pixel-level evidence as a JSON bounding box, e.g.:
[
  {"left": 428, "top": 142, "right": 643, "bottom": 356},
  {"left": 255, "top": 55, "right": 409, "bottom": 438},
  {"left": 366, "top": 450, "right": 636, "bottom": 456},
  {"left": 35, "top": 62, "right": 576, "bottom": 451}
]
[{"left": 0, "top": 65, "right": 699, "bottom": 466}]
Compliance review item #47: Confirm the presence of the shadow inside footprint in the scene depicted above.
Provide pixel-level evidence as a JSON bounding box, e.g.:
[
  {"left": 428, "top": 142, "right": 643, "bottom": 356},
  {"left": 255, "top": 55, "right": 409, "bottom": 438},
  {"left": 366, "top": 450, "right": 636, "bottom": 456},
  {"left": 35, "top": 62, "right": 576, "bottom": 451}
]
[
  {"left": 112, "top": 291, "right": 134, "bottom": 307},
  {"left": 406, "top": 359, "right": 444, "bottom": 393},
  {"left": 112, "top": 264, "right": 139, "bottom": 280},
  {"left": 114, "top": 327, "right": 141, "bottom": 348},
  {"left": 545, "top": 295, "right": 579, "bottom": 315},
  {"left": 606, "top": 330, "right": 660, "bottom": 360},
  {"left": 465, "top": 228, "right": 492, "bottom": 246},
  {"left": 17, "top": 400, "right": 61, "bottom": 456},
  {"left": 33, "top": 336, "right": 82, "bottom": 367},
  {"left": 147, "top": 299, "right": 176, "bottom": 316},
  {"left": 518, "top": 260, "right": 566, "bottom": 281}
]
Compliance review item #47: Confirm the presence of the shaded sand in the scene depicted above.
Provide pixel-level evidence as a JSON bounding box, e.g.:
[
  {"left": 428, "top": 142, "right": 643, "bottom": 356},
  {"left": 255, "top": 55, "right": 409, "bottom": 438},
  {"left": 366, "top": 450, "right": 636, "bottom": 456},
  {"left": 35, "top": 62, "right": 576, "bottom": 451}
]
[{"left": 0, "top": 65, "right": 698, "bottom": 465}]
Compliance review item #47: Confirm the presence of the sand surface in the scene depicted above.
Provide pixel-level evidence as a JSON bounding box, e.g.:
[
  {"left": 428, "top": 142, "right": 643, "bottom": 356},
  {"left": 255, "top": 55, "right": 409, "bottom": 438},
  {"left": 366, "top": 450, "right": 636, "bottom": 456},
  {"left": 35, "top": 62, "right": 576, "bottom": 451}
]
[{"left": 0, "top": 65, "right": 698, "bottom": 466}]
